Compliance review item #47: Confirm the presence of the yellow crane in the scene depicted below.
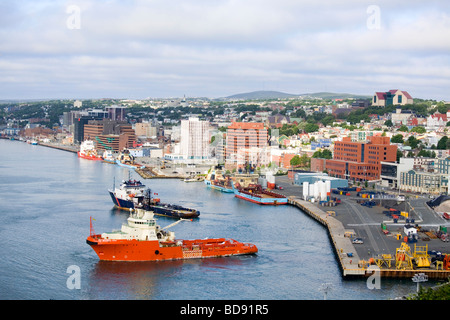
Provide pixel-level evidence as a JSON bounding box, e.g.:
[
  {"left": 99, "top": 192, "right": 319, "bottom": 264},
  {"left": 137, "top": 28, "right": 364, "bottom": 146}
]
[{"left": 396, "top": 242, "right": 413, "bottom": 270}]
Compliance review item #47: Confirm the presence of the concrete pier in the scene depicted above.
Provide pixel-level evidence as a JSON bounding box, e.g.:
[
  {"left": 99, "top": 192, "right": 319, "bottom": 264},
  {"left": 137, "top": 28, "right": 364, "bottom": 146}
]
[{"left": 289, "top": 197, "right": 365, "bottom": 277}]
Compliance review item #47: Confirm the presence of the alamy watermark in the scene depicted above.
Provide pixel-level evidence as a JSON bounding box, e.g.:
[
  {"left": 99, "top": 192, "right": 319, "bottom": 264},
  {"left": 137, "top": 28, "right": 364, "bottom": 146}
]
[
  {"left": 366, "top": 5, "right": 381, "bottom": 30},
  {"left": 66, "top": 5, "right": 81, "bottom": 30},
  {"left": 66, "top": 265, "right": 81, "bottom": 290},
  {"left": 366, "top": 265, "right": 381, "bottom": 290}
]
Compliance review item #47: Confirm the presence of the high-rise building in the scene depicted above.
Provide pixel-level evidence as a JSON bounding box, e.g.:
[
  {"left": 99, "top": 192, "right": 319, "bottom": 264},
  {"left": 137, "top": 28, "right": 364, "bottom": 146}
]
[
  {"left": 225, "top": 122, "right": 269, "bottom": 169},
  {"left": 106, "top": 105, "right": 127, "bottom": 121},
  {"left": 180, "top": 117, "right": 210, "bottom": 161}
]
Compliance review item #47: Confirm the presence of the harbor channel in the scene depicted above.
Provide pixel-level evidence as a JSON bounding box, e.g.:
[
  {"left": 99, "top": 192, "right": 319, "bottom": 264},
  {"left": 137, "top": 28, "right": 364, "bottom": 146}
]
[{"left": 26, "top": 141, "right": 450, "bottom": 280}]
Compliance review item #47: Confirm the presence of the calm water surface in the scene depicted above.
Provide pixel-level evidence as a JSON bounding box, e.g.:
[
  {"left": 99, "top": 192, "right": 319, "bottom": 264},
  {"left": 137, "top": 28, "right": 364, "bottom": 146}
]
[{"left": 0, "top": 139, "right": 422, "bottom": 300}]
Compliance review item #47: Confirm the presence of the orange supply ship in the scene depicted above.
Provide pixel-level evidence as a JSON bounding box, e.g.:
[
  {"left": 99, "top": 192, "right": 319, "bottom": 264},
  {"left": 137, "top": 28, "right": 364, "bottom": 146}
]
[
  {"left": 86, "top": 209, "right": 258, "bottom": 261},
  {"left": 78, "top": 140, "right": 103, "bottom": 161}
]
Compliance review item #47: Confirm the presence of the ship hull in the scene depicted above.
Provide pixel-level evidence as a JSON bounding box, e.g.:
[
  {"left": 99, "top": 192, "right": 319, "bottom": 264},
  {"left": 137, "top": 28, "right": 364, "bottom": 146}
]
[
  {"left": 109, "top": 190, "right": 200, "bottom": 218},
  {"left": 150, "top": 205, "right": 200, "bottom": 218},
  {"left": 78, "top": 151, "right": 103, "bottom": 161},
  {"left": 115, "top": 160, "right": 144, "bottom": 169},
  {"left": 86, "top": 236, "right": 257, "bottom": 261},
  {"left": 204, "top": 180, "right": 234, "bottom": 193},
  {"left": 233, "top": 189, "right": 288, "bottom": 205},
  {"left": 109, "top": 190, "right": 137, "bottom": 210}
]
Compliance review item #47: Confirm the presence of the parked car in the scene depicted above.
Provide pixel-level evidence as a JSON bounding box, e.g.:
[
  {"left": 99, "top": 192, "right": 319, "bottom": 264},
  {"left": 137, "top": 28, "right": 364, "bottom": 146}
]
[{"left": 352, "top": 238, "right": 364, "bottom": 244}]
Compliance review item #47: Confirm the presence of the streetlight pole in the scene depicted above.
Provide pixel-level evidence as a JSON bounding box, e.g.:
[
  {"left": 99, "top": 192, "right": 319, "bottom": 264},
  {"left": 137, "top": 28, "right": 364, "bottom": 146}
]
[{"left": 412, "top": 273, "right": 428, "bottom": 293}]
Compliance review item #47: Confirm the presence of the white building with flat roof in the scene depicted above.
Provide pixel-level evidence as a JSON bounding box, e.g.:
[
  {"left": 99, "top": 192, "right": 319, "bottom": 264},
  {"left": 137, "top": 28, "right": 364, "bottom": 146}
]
[{"left": 180, "top": 117, "right": 210, "bottom": 162}]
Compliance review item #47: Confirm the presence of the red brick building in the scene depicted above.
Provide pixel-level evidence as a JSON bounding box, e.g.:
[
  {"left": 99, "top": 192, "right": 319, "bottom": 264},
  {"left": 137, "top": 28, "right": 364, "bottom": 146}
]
[
  {"left": 225, "top": 122, "right": 269, "bottom": 169},
  {"left": 325, "top": 136, "right": 397, "bottom": 181}
]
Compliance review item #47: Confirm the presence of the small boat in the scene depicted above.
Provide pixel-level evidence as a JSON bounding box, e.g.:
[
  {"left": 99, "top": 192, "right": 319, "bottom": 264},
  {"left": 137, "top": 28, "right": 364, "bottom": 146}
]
[
  {"left": 86, "top": 210, "right": 257, "bottom": 261},
  {"left": 78, "top": 140, "right": 103, "bottom": 161},
  {"left": 183, "top": 176, "right": 202, "bottom": 182},
  {"left": 233, "top": 183, "right": 288, "bottom": 205}
]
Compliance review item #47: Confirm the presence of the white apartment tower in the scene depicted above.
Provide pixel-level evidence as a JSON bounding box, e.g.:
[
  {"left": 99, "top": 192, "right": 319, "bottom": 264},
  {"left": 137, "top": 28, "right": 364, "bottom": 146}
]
[{"left": 180, "top": 117, "right": 210, "bottom": 161}]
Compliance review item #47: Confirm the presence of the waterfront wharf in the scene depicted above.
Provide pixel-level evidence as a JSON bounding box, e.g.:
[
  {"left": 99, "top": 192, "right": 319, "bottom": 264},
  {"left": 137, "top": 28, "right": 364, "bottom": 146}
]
[
  {"left": 135, "top": 167, "right": 186, "bottom": 179},
  {"left": 36, "top": 142, "right": 78, "bottom": 153},
  {"left": 277, "top": 175, "right": 450, "bottom": 280},
  {"left": 288, "top": 197, "right": 365, "bottom": 277}
]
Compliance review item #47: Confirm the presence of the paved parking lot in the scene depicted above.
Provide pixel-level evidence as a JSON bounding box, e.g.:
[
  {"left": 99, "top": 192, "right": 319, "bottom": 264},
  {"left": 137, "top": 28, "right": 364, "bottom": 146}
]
[{"left": 274, "top": 175, "right": 450, "bottom": 261}]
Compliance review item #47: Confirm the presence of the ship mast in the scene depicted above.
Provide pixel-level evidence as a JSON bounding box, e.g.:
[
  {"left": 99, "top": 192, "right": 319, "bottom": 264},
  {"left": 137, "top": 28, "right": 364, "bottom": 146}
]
[{"left": 90, "top": 216, "right": 95, "bottom": 236}]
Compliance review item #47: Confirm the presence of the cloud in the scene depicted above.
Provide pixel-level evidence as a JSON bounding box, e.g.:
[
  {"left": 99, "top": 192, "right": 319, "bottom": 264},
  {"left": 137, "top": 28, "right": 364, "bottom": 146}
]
[{"left": 0, "top": 0, "right": 449, "bottom": 100}]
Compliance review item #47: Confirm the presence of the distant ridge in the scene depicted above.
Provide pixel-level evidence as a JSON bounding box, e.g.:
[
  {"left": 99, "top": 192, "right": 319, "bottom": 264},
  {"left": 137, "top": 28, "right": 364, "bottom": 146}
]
[
  {"left": 224, "top": 90, "right": 299, "bottom": 100},
  {"left": 223, "top": 90, "right": 371, "bottom": 100}
]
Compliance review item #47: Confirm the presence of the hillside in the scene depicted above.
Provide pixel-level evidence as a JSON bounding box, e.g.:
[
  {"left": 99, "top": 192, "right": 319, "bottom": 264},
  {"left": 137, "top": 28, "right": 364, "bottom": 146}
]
[
  {"left": 224, "top": 90, "right": 300, "bottom": 100},
  {"left": 224, "top": 90, "right": 371, "bottom": 100}
]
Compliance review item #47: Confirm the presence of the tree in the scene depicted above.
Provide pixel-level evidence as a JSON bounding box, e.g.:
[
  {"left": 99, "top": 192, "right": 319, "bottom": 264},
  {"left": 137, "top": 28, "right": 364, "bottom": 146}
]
[
  {"left": 304, "top": 123, "right": 319, "bottom": 133},
  {"left": 391, "top": 134, "right": 404, "bottom": 144},
  {"left": 411, "top": 126, "right": 426, "bottom": 134},
  {"left": 396, "top": 150, "right": 403, "bottom": 162},
  {"left": 312, "top": 149, "right": 332, "bottom": 159},
  {"left": 290, "top": 155, "right": 301, "bottom": 167},
  {"left": 437, "top": 136, "right": 449, "bottom": 150},
  {"left": 398, "top": 125, "right": 409, "bottom": 132},
  {"left": 299, "top": 154, "right": 310, "bottom": 168},
  {"left": 406, "top": 136, "right": 420, "bottom": 149},
  {"left": 384, "top": 119, "right": 393, "bottom": 127},
  {"left": 407, "top": 281, "right": 450, "bottom": 300}
]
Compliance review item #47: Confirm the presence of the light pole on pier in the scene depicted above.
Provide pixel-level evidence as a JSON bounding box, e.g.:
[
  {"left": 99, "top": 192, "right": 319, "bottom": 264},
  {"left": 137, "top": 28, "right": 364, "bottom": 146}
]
[{"left": 412, "top": 273, "right": 428, "bottom": 293}]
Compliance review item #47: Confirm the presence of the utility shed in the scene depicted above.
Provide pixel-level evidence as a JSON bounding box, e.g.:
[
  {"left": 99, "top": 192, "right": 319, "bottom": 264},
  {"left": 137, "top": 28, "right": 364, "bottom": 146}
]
[{"left": 404, "top": 225, "right": 417, "bottom": 236}]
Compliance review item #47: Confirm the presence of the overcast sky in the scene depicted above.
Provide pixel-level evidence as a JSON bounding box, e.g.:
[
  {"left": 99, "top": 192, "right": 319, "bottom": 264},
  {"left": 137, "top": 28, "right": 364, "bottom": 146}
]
[{"left": 1, "top": 0, "right": 449, "bottom": 100}]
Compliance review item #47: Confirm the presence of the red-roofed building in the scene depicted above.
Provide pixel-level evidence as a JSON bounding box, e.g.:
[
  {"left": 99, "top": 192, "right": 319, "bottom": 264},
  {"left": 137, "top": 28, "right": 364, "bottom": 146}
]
[
  {"left": 372, "top": 90, "right": 413, "bottom": 107},
  {"left": 426, "top": 112, "right": 449, "bottom": 130}
]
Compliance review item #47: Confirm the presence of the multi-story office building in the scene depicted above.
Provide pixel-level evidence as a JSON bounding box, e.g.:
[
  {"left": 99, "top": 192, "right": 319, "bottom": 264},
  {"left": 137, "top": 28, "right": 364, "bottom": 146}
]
[
  {"left": 225, "top": 122, "right": 269, "bottom": 169},
  {"left": 83, "top": 120, "right": 136, "bottom": 152},
  {"left": 399, "top": 170, "right": 447, "bottom": 194},
  {"left": 325, "top": 136, "right": 397, "bottom": 181},
  {"left": 180, "top": 117, "right": 210, "bottom": 161},
  {"left": 135, "top": 122, "right": 158, "bottom": 138},
  {"left": 106, "top": 105, "right": 127, "bottom": 121}
]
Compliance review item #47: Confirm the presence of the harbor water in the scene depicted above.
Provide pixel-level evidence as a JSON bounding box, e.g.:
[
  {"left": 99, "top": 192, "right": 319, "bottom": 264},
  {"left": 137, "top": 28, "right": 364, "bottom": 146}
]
[{"left": 0, "top": 139, "right": 421, "bottom": 300}]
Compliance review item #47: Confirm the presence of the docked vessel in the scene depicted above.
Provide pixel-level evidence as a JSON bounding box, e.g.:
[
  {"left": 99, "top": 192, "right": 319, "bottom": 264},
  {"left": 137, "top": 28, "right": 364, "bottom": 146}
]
[
  {"left": 116, "top": 149, "right": 144, "bottom": 169},
  {"left": 233, "top": 183, "right": 288, "bottom": 205},
  {"left": 204, "top": 169, "right": 234, "bottom": 193},
  {"left": 78, "top": 140, "right": 103, "bottom": 160},
  {"left": 86, "top": 209, "right": 257, "bottom": 261},
  {"left": 102, "top": 150, "right": 116, "bottom": 164},
  {"left": 109, "top": 176, "right": 200, "bottom": 218},
  {"left": 139, "top": 189, "right": 200, "bottom": 219}
]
